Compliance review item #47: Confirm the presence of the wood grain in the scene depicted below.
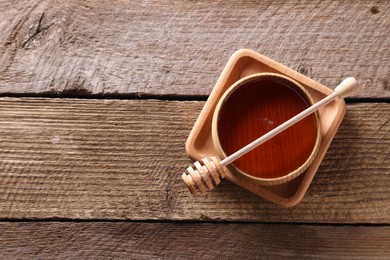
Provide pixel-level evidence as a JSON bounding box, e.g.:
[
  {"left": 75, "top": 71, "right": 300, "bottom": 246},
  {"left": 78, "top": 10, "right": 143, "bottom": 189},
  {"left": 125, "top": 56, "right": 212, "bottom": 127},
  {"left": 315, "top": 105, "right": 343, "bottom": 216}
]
[
  {"left": 0, "top": 222, "right": 389, "bottom": 259},
  {"left": 0, "top": 98, "right": 388, "bottom": 222},
  {"left": 0, "top": 0, "right": 389, "bottom": 98}
]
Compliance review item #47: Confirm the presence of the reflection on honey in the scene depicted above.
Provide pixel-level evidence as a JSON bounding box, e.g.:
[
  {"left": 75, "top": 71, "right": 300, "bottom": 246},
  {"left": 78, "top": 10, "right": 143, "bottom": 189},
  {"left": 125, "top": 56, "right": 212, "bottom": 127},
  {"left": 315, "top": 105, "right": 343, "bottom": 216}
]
[{"left": 217, "top": 77, "right": 318, "bottom": 179}]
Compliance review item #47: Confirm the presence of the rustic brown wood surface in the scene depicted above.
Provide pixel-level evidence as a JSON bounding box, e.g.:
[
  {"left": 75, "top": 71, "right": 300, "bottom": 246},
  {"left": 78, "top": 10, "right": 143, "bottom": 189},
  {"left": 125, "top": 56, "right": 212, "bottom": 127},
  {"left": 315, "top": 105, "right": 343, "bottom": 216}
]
[
  {"left": 1, "top": 0, "right": 389, "bottom": 258},
  {"left": 0, "top": 98, "right": 388, "bottom": 223},
  {"left": 1, "top": 222, "right": 389, "bottom": 259},
  {"left": 0, "top": 0, "right": 389, "bottom": 98}
]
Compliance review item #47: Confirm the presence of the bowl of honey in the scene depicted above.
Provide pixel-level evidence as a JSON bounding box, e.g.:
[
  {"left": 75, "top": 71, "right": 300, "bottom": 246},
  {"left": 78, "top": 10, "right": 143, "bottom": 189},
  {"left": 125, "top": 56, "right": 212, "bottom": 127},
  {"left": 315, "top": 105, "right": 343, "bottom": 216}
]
[{"left": 212, "top": 72, "right": 322, "bottom": 185}]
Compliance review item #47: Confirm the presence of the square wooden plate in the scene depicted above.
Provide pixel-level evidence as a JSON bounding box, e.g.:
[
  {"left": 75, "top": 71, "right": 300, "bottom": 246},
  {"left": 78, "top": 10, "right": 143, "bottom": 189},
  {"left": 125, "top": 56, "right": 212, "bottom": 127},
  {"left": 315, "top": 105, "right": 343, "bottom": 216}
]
[{"left": 185, "top": 49, "right": 345, "bottom": 207}]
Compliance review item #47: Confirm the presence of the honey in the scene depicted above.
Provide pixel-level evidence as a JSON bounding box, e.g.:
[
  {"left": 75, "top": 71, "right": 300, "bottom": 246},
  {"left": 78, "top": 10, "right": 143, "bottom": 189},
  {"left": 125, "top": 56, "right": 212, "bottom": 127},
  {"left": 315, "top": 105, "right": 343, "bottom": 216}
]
[{"left": 216, "top": 76, "right": 318, "bottom": 179}]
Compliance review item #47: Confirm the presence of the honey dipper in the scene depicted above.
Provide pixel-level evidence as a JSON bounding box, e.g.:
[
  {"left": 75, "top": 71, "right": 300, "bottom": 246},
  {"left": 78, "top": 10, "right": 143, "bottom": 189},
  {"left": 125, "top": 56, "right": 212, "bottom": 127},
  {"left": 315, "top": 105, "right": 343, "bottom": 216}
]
[{"left": 181, "top": 77, "right": 358, "bottom": 195}]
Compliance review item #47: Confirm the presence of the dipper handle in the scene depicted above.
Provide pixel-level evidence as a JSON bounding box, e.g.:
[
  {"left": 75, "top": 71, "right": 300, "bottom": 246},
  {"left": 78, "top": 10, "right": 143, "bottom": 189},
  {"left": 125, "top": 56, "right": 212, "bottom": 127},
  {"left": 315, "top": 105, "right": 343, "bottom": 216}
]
[
  {"left": 182, "top": 77, "right": 358, "bottom": 195},
  {"left": 334, "top": 77, "right": 358, "bottom": 99},
  {"left": 220, "top": 77, "right": 358, "bottom": 166}
]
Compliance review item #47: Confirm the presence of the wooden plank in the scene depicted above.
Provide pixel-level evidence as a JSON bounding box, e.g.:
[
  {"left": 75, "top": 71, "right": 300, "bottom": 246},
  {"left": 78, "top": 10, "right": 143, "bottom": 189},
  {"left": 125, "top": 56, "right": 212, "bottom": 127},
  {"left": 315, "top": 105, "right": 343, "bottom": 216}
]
[
  {"left": 0, "top": 222, "right": 389, "bottom": 259},
  {"left": 0, "top": 0, "right": 389, "bottom": 98},
  {"left": 0, "top": 98, "right": 389, "bottom": 222}
]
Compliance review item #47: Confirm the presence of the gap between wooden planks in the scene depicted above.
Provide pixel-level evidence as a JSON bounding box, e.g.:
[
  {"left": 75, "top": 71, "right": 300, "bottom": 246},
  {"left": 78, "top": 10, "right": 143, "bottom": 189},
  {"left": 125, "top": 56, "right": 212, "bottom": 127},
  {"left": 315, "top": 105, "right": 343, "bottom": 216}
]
[
  {"left": 0, "top": 97, "right": 389, "bottom": 223},
  {"left": 0, "top": 0, "right": 389, "bottom": 98},
  {"left": 0, "top": 222, "right": 389, "bottom": 259}
]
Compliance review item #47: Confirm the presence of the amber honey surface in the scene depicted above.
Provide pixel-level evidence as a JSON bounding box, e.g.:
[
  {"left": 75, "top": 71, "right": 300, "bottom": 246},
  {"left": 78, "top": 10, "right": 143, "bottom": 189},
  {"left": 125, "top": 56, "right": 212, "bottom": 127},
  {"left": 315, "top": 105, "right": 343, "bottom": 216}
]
[{"left": 217, "top": 77, "right": 318, "bottom": 179}]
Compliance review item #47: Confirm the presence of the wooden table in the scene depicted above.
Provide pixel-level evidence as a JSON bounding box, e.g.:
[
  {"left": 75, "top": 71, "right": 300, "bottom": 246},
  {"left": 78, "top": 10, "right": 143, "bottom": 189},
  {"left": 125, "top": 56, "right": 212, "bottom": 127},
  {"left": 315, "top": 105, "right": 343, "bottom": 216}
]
[{"left": 1, "top": 1, "right": 389, "bottom": 258}]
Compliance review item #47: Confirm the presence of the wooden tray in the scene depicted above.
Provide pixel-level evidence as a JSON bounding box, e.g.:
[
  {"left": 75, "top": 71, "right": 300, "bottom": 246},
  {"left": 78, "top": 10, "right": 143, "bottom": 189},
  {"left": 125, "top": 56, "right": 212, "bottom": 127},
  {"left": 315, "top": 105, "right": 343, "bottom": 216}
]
[{"left": 185, "top": 49, "right": 346, "bottom": 207}]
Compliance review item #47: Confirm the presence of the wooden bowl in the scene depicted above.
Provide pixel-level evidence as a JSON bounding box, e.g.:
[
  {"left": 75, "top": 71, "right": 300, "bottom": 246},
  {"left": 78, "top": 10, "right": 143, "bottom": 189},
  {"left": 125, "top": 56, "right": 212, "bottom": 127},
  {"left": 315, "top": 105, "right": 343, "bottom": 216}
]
[{"left": 212, "top": 73, "right": 321, "bottom": 186}]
